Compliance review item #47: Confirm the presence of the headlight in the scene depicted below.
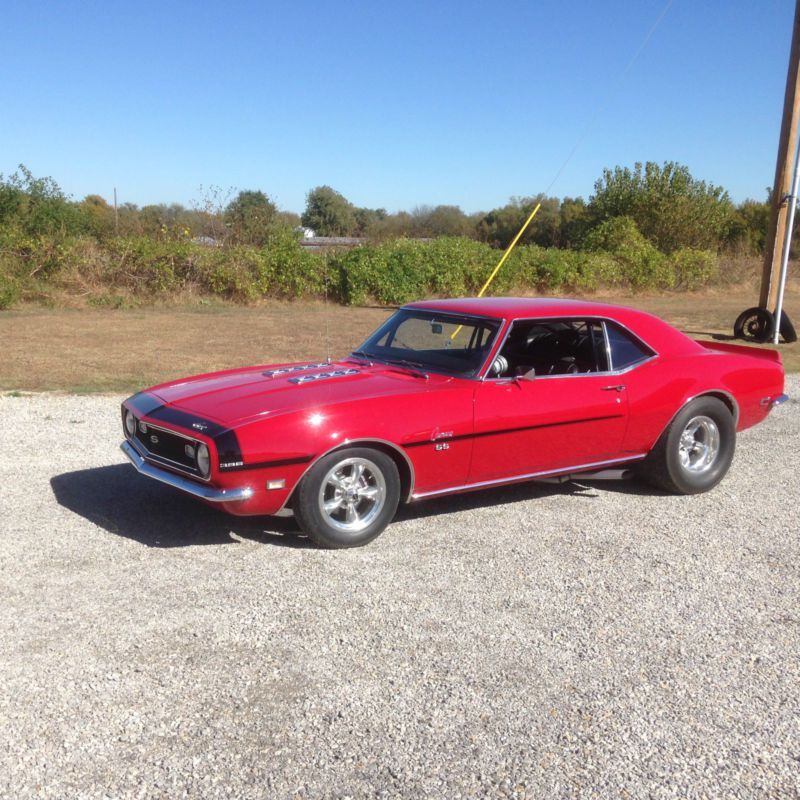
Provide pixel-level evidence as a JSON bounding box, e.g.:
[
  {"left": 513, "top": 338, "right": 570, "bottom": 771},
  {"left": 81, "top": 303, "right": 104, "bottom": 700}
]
[
  {"left": 196, "top": 443, "right": 211, "bottom": 478},
  {"left": 124, "top": 410, "right": 136, "bottom": 438}
]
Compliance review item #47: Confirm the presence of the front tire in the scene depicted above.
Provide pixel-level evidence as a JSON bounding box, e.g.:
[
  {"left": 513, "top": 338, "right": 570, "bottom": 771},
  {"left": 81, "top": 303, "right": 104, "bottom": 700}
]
[
  {"left": 640, "top": 396, "right": 736, "bottom": 494},
  {"left": 293, "top": 447, "right": 400, "bottom": 548}
]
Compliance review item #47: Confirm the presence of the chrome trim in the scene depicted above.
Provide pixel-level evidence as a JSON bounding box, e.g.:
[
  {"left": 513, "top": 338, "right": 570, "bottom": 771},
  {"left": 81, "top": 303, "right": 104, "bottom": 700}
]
[
  {"left": 601, "top": 320, "right": 614, "bottom": 371},
  {"left": 411, "top": 454, "right": 647, "bottom": 500},
  {"left": 275, "top": 437, "right": 417, "bottom": 512},
  {"left": 656, "top": 390, "right": 740, "bottom": 441},
  {"left": 524, "top": 357, "right": 658, "bottom": 381},
  {"left": 384, "top": 307, "right": 507, "bottom": 381},
  {"left": 771, "top": 393, "right": 789, "bottom": 407},
  {"left": 479, "top": 315, "right": 660, "bottom": 381},
  {"left": 121, "top": 441, "right": 253, "bottom": 503},
  {"left": 125, "top": 416, "right": 212, "bottom": 482},
  {"left": 136, "top": 419, "right": 201, "bottom": 443},
  {"left": 602, "top": 319, "right": 656, "bottom": 372}
]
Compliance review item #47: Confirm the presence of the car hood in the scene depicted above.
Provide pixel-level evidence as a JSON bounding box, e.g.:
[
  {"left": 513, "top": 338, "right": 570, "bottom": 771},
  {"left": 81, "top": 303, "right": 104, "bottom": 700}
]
[{"left": 149, "top": 360, "right": 452, "bottom": 427}]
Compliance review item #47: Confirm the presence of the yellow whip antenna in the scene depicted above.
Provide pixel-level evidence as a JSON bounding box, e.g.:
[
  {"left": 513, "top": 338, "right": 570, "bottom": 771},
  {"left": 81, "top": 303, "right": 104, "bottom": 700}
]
[
  {"left": 451, "top": 201, "right": 541, "bottom": 339},
  {"left": 449, "top": 0, "right": 673, "bottom": 340}
]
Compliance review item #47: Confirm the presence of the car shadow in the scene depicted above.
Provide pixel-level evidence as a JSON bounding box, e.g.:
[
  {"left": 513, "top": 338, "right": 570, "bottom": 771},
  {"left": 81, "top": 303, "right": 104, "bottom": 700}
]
[
  {"left": 397, "top": 474, "right": 666, "bottom": 522},
  {"left": 51, "top": 464, "right": 665, "bottom": 548},
  {"left": 50, "top": 464, "right": 309, "bottom": 549}
]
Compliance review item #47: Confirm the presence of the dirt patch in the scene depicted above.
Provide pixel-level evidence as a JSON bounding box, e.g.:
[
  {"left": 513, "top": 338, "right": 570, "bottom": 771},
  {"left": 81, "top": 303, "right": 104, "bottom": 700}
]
[{"left": 0, "top": 290, "right": 797, "bottom": 392}]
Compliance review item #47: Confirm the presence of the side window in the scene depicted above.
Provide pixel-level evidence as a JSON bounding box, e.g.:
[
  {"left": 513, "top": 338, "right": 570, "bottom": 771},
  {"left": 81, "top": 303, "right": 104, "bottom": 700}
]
[
  {"left": 604, "top": 322, "right": 653, "bottom": 370},
  {"left": 492, "top": 319, "right": 609, "bottom": 377}
]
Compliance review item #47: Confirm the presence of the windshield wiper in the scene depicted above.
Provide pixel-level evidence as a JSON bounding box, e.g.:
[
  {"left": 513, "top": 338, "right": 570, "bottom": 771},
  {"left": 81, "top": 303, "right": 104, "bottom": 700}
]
[
  {"left": 380, "top": 357, "right": 429, "bottom": 380},
  {"left": 348, "top": 350, "right": 375, "bottom": 364},
  {"left": 349, "top": 351, "right": 429, "bottom": 379}
]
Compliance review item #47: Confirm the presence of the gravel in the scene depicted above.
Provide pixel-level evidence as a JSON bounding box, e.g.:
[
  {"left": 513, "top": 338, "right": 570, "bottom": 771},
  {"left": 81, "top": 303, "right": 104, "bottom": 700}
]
[{"left": 0, "top": 378, "right": 798, "bottom": 799}]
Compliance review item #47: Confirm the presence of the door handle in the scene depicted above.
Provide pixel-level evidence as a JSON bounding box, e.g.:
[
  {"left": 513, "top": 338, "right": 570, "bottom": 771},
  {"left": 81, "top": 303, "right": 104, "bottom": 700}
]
[{"left": 602, "top": 385, "right": 625, "bottom": 392}]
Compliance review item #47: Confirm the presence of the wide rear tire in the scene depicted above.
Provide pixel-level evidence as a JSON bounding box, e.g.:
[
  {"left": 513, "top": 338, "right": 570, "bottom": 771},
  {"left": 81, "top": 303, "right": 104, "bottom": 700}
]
[
  {"left": 639, "top": 396, "right": 736, "bottom": 494},
  {"left": 293, "top": 447, "right": 400, "bottom": 548}
]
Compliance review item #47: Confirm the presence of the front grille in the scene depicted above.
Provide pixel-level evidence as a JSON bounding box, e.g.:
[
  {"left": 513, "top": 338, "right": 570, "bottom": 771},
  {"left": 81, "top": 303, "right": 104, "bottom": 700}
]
[{"left": 132, "top": 422, "right": 202, "bottom": 477}]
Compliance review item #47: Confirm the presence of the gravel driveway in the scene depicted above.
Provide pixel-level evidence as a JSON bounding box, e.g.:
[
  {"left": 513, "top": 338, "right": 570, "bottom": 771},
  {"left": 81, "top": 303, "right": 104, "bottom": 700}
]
[{"left": 1, "top": 379, "right": 798, "bottom": 799}]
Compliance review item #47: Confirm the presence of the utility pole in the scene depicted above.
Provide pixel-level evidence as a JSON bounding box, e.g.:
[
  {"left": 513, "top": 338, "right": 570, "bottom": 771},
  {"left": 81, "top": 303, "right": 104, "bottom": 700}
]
[
  {"left": 114, "top": 187, "right": 119, "bottom": 236},
  {"left": 760, "top": 0, "right": 800, "bottom": 312},
  {"left": 736, "top": 0, "right": 800, "bottom": 342}
]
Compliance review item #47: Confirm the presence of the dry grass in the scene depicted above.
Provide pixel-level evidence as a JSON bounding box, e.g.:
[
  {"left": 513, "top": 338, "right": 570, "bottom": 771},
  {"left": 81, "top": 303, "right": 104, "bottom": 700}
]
[{"left": 0, "top": 288, "right": 797, "bottom": 393}]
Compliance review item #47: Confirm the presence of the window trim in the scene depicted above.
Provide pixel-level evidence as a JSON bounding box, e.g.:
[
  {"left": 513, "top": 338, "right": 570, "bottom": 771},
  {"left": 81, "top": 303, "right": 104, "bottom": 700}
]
[
  {"left": 602, "top": 319, "right": 657, "bottom": 372},
  {"left": 359, "top": 308, "right": 507, "bottom": 380},
  {"left": 479, "top": 315, "right": 659, "bottom": 381}
]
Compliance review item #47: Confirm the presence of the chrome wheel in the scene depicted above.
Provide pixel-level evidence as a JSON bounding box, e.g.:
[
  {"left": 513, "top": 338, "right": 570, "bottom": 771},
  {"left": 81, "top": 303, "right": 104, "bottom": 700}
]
[
  {"left": 678, "top": 415, "right": 720, "bottom": 474},
  {"left": 317, "top": 457, "right": 387, "bottom": 534}
]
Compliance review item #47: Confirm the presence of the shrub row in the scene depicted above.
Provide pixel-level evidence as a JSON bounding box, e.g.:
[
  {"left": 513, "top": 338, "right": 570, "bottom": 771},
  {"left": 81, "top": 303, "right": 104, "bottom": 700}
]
[{"left": 0, "top": 224, "right": 719, "bottom": 310}]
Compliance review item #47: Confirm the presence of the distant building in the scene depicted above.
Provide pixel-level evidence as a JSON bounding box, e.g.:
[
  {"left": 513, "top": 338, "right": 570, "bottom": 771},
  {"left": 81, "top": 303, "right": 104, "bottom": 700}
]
[
  {"left": 299, "top": 236, "right": 365, "bottom": 251},
  {"left": 191, "top": 235, "right": 221, "bottom": 247}
]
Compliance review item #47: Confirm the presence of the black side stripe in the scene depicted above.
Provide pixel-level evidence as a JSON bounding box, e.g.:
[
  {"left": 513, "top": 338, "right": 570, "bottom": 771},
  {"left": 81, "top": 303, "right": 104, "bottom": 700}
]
[
  {"left": 215, "top": 430, "right": 243, "bottom": 467},
  {"left": 402, "top": 414, "right": 624, "bottom": 448},
  {"left": 219, "top": 455, "right": 314, "bottom": 472}
]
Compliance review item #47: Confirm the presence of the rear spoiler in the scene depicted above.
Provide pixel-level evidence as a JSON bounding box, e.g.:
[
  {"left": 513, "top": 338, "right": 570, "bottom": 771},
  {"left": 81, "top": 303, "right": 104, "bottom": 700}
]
[{"left": 695, "top": 340, "right": 783, "bottom": 364}]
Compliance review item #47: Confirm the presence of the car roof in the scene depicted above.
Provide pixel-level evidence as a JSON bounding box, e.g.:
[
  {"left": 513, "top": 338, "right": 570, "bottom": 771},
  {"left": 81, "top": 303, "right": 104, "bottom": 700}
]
[{"left": 403, "top": 297, "right": 701, "bottom": 355}]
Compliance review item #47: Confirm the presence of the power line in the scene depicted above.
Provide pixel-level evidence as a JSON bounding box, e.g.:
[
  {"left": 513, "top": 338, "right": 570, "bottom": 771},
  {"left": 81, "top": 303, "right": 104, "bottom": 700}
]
[{"left": 541, "top": 0, "right": 675, "bottom": 197}]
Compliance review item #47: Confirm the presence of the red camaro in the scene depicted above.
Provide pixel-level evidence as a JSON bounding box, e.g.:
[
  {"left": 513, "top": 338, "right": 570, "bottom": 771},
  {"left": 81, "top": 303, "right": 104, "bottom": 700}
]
[{"left": 121, "top": 298, "right": 786, "bottom": 547}]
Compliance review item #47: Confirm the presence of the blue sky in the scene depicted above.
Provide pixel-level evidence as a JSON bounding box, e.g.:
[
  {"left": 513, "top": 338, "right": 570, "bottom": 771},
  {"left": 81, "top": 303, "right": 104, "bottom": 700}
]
[{"left": 0, "top": 1, "right": 793, "bottom": 213}]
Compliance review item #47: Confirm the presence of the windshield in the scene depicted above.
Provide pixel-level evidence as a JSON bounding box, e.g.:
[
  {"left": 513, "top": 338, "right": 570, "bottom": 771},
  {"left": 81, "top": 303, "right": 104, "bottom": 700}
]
[{"left": 352, "top": 309, "right": 501, "bottom": 378}]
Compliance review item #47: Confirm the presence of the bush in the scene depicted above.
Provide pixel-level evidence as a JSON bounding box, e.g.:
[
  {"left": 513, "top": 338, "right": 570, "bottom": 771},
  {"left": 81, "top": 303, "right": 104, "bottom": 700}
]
[
  {"left": 582, "top": 216, "right": 673, "bottom": 289},
  {"left": 587, "top": 161, "right": 733, "bottom": 253},
  {"left": 334, "top": 237, "right": 498, "bottom": 305},
  {"left": 0, "top": 223, "right": 720, "bottom": 309},
  {"left": 0, "top": 279, "right": 19, "bottom": 310},
  {"left": 668, "top": 248, "right": 719, "bottom": 290}
]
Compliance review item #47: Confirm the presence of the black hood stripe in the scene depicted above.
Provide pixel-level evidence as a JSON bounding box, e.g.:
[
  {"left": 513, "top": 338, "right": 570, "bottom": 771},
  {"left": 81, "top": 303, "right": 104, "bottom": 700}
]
[{"left": 125, "top": 392, "right": 244, "bottom": 471}]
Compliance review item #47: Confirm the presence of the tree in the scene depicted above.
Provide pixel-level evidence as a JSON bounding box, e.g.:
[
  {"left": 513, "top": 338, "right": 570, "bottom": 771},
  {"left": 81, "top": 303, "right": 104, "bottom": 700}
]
[
  {"left": 476, "top": 195, "right": 561, "bottom": 248},
  {"left": 79, "top": 194, "right": 115, "bottom": 238},
  {"left": 224, "top": 190, "right": 277, "bottom": 245},
  {"left": 353, "top": 206, "right": 387, "bottom": 236},
  {"left": 302, "top": 186, "right": 356, "bottom": 236},
  {"left": 417, "top": 205, "right": 471, "bottom": 237},
  {"left": 558, "top": 197, "right": 588, "bottom": 248},
  {"left": 0, "top": 164, "right": 83, "bottom": 236},
  {"left": 587, "top": 161, "right": 732, "bottom": 252},
  {"left": 724, "top": 197, "right": 770, "bottom": 255}
]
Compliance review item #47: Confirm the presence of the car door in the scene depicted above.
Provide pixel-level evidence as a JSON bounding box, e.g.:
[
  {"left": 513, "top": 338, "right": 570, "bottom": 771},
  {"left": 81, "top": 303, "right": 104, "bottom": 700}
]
[
  {"left": 470, "top": 375, "right": 629, "bottom": 481},
  {"left": 468, "top": 318, "right": 630, "bottom": 483}
]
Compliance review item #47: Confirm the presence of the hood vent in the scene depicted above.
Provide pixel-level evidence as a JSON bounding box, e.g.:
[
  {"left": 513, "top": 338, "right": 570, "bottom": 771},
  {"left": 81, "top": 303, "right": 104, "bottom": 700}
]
[
  {"left": 289, "top": 368, "right": 360, "bottom": 385},
  {"left": 263, "top": 362, "right": 330, "bottom": 378}
]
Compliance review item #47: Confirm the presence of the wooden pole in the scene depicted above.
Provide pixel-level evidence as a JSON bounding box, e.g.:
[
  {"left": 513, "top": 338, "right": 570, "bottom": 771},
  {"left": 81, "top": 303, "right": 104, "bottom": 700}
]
[
  {"left": 760, "top": 0, "right": 800, "bottom": 311},
  {"left": 113, "top": 187, "right": 119, "bottom": 236}
]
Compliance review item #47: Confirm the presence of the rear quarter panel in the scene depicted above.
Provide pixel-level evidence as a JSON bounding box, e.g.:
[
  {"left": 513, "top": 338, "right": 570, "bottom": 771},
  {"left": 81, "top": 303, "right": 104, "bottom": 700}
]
[{"left": 622, "top": 348, "right": 785, "bottom": 454}]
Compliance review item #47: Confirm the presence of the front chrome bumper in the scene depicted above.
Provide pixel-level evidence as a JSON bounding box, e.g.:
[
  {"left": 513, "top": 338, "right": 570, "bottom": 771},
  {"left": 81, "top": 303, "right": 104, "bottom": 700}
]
[{"left": 120, "top": 440, "right": 254, "bottom": 503}]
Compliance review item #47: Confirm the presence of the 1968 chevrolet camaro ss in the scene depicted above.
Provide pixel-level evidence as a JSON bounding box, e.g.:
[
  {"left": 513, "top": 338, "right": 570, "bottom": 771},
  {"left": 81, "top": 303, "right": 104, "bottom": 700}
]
[{"left": 121, "top": 298, "right": 787, "bottom": 548}]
